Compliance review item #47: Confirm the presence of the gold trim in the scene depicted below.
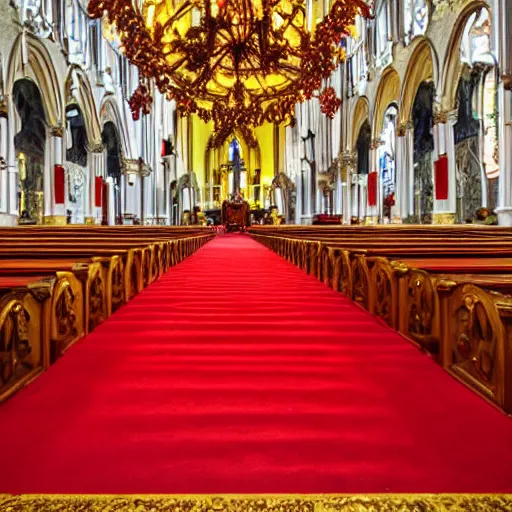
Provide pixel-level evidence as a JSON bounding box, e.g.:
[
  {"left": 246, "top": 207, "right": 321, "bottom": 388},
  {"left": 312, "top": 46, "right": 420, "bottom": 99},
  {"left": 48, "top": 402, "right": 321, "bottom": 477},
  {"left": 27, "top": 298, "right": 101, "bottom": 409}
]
[
  {"left": 84, "top": 216, "right": 96, "bottom": 225},
  {"left": 43, "top": 215, "right": 67, "bottom": 226},
  {"left": 364, "top": 215, "right": 379, "bottom": 225},
  {"left": 432, "top": 212, "right": 456, "bottom": 225},
  {"left": 1, "top": 494, "right": 512, "bottom": 511}
]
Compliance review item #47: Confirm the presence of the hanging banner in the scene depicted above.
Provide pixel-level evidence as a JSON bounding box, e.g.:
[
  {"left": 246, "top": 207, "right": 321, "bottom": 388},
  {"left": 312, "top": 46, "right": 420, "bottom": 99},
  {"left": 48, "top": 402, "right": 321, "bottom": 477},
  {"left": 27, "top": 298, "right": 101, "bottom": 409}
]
[
  {"left": 368, "top": 171, "right": 378, "bottom": 206},
  {"left": 95, "top": 176, "right": 103, "bottom": 207},
  {"left": 54, "top": 165, "right": 65, "bottom": 204},
  {"left": 435, "top": 154, "right": 449, "bottom": 200}
]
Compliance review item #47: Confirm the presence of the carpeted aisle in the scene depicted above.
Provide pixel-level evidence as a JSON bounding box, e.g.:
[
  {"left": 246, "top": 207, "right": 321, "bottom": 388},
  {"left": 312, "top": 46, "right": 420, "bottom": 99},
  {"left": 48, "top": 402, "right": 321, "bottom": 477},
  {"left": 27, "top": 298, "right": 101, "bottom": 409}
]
[{"left": 1, "top": 234, "right": 512, "bottom": 495}]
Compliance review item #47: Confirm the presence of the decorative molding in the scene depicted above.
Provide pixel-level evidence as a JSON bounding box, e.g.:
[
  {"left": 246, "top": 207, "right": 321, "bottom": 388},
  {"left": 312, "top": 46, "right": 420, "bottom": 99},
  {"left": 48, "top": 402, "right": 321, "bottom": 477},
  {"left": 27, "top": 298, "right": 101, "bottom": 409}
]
[
  {"left": 43, "top": 215, "right": 67, "bottom": 225},
  {"left": 1, "top": 494, "right": 512, "bottom": 511},
  {"left": 432, "top": 212, "right": 456, "bottom": 224}
]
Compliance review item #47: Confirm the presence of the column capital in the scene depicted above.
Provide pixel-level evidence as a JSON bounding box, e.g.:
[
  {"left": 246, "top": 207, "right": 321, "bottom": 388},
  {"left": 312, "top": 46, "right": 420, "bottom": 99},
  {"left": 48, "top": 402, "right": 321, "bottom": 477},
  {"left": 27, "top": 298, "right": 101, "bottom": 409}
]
[
  {"left": 369, "top": 138, "right": 383, "bottom": 150},
  {"left": 396, "top": 122, "right": 412, "bottom": 137},
  {"left": 0, "top": 99, "right": 7, "bottom": 118},
  {"left": 503, "top": 73, "right": 512, "bottom": 91},
  {"left": 49, "top": 125, "right": 64, "bottom": 138},
  {"left": 87, "top": 142, "right": 105, "bottom": 153}
]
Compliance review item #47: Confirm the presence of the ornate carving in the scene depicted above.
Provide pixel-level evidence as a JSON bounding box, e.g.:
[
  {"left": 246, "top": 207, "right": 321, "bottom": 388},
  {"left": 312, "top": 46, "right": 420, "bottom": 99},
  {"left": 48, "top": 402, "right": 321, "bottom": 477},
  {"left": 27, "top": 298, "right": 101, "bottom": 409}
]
[
  {"left": 0, "top": 301, "right": 32, "bottom": 387},
  {"left": 371, "top": 259, "right": 393, "bottom": 326},
  {"left": 433, "top": 110, "right": 448, "bottom": 125},
  {"left": 86, "top": 141, "right": 105, "bottom": 153},
  {"left": 432, "top": 212, "right": 456, "bottom": 225},
  {"left": 339, "top": 251, "right": 352, "bottom": 297},
  {"left": 351, "top": 255, "right": 370, "bottom": 310},
  {"left": 406, "top": 269, "right": 438, "bottom": 352},
  {"left": 111, "top": 258, "right": 125, "bottom": 312},
  {"left": 449, "top": 284, "right": 504, "bottom": 401},
  {"left": 49, "top": 125, "right": 64, "bottom": 138},
  {"left": 1, "top": 494, "right": 512, "bottom": 511},
  {"left": 0, "top": 99, "right": 7, "bottom": 118},
  {"left": 142, "top": 250, "right": 152, "bottom": 287},
  {"left": 52, "top": 280, "right": 78, "bottom": 361},
  {"left": 88, "top": 270, "right": 105, "bottom": 332}
]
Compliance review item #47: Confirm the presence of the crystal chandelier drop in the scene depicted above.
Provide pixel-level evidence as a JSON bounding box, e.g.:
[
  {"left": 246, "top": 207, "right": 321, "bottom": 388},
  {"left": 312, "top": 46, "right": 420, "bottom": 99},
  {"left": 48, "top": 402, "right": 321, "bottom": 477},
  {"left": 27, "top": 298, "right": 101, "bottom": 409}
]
[{"left": 89, "top": 0, "right": 370, "bottom": 141}]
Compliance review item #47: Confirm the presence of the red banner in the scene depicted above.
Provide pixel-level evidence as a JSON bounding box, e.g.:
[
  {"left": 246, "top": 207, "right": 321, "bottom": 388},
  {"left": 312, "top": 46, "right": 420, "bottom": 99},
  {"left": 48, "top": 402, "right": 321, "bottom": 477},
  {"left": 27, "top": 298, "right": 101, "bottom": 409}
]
[
  {"left": 368, "top": 172, "right": 378, "bottom": 207},
  {"left": 54, "top": 165, "right": 65, "bottom": 204},
  {"left": 435, "top": 154, "right": 449, "bottom": 200},
  {"left": 95, "top": 177, "right": 103, "bottom": 207}
]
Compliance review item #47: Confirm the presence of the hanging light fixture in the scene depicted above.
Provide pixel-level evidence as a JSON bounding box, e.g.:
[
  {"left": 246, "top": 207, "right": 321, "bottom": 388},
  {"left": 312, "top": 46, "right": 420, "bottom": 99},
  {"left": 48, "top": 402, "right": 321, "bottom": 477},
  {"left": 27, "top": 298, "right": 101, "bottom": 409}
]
[{"left": 89, "top": 0, "right": 370, "bottom": 143}]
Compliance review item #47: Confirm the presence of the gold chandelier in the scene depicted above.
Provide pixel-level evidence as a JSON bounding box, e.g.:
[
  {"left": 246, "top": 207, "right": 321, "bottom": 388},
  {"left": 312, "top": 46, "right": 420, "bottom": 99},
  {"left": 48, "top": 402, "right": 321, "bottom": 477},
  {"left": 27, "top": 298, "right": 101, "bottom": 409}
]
[{"left": 89, "top": 0, "right": 369, "bottom": 141}]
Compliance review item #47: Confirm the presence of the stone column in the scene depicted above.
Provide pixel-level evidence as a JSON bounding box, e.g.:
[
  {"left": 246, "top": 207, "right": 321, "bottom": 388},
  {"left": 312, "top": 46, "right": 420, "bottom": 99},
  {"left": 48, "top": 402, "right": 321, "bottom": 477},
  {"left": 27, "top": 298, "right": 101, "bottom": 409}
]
[
  {"left": 432, "top": 110, "right": 456, "bottom": 224},
  {"left": 0, "top": 101, "right": 10, "bottom": 216},
  {"left": 366, "top": 138, "right": 381, "bottom": 224},
  {"left": 85, "top": 143, "right": 104, "bottom": 224},
  {"left": 294, "top": 168, "right": 302, "bottom": 225},
  {"left": 4, "top": 96, "right": 18, "bottom": 224},
  {"left": 340, "top": 151, "right": 355, "bottom": 224},
  {"left": 44, "top": 125, "right": 66, "bottom": 225},
  {"left": 393, "top": 125, "right": 406, "bottom": 223},
  {"left": 495, "top": 0, "right": 512, "bottom": 225}
]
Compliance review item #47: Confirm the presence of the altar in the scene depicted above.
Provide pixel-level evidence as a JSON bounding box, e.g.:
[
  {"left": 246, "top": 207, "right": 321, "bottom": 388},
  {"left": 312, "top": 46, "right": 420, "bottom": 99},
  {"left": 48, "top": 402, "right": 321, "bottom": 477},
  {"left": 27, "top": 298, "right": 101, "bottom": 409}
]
[{"left": 221, "top": 200, "right": 250, "bottom": 232}]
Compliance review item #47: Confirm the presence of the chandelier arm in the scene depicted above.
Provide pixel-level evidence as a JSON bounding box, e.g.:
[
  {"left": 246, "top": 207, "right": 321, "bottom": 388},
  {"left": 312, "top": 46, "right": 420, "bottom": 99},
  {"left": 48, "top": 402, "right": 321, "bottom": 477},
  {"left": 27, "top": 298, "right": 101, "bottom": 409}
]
[{"left": 162, "top": 0, "right": 195, "bottom": 30}]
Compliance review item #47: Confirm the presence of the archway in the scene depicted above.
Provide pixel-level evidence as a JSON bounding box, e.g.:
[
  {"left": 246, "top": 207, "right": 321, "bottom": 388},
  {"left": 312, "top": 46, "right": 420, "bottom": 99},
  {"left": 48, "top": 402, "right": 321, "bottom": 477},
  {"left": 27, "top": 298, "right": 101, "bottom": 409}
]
[
  {"left": 412, "top": 81, "right": 435, "bottom": 223},
  {"left": 451, "top": 8, "right": 498, "bottom": 222},
  {"left": 352, "top": 119, "right": 371, "bottom": 222},
  {"left": 13, "top": 79, "right": 46, "bottom": 224},
  {"left": 379, "top": 104, "right": 398, "bottom": 219},
  {"left": 102, "top": 121, "right": 122, "bottom": 224},
  {"left": 65, "top": 104, "right": 88, "bottom": 224}
]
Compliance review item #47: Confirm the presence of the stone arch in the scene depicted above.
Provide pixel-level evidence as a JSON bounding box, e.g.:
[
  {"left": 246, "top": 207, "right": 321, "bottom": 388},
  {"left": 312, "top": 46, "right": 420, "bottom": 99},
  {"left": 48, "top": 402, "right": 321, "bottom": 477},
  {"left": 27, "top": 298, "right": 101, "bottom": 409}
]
[
  {"left": 6, "top": 33, "right": 63, "bottom": 128},
  {"left": 350, "top": 96, "right": 371, "bottom": 150},
  {"left": 372, "top": 68, "right": 401, "bottom": 137},
  {"left": 65, "top": 65, "right": 102, "bottom": 147},
  {"left": 99, "top": 96, "right": 130, "bottom": 158},
  {"left": 440, "top": 1, "right": 490, "bottom": 112},
  {"left": 400, "top": 37, "right": 438, "bottom": 126}
]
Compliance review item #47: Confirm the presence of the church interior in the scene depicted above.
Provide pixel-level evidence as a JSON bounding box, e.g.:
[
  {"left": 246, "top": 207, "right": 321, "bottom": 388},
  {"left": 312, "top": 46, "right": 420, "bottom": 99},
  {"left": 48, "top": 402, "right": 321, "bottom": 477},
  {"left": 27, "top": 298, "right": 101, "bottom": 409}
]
[{"left": 1, "top": 0, "right": 512, "bottom": 509}]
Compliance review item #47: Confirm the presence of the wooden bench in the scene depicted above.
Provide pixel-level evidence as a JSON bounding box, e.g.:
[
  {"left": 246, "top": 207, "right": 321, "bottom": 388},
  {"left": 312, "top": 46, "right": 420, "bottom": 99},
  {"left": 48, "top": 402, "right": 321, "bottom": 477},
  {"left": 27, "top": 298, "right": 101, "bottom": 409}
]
[
  {"left": 249, "top": 226, "right": 512, "bottom": 414},
  {"left": 0, "top": 229, "right": 214, "bottom": 403}
]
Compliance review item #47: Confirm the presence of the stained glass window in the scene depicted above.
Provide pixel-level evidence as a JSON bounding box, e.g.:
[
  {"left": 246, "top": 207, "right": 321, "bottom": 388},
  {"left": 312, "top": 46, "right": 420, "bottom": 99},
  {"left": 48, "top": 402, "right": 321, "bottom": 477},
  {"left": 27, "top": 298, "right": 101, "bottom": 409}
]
[{"left": 404, "top": 0, "right": 428, "bottom": 45}]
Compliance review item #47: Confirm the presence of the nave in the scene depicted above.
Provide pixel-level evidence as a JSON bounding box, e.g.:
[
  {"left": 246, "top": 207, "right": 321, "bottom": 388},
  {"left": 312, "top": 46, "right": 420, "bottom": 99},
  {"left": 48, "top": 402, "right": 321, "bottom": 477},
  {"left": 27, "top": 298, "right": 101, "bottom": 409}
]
[{"left": 1, "top": 235, "right": 512, "bottom": 499}]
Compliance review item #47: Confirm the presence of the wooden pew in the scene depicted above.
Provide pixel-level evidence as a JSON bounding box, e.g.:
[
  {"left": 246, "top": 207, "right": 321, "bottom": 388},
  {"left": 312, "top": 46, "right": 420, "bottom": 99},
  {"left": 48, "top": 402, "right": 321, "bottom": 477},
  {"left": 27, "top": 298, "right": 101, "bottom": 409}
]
[
  {"left": 0, "top": 229, "right": 215, "bottom": 403},
  {"left": 249, "top": 226, "right": 512, "bottom": 414}
]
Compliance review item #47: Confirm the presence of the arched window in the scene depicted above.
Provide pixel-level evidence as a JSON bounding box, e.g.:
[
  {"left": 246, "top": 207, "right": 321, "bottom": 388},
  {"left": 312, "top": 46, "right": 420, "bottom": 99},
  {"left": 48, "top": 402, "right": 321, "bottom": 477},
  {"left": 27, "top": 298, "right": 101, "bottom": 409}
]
[
  {"left": 356, "top": 120, "right": 371, "bottom": 175},
  {"left": 412, "top": 81, "right": 434, "bottom": 223},
  {"left": 375, "top": 0, "right": 392, "bottom": 68},
  {"left": 228, "top": 138, "right": 242, "bottom": 162},
  {"left": 404, "top": 0, "right": 428, "bottom": 45},
  {"left": 379, "top": 105, "right": 397, "bottom": 203},
  {"left": 346, "top": 16, "right": 368, "bottom": 96}
]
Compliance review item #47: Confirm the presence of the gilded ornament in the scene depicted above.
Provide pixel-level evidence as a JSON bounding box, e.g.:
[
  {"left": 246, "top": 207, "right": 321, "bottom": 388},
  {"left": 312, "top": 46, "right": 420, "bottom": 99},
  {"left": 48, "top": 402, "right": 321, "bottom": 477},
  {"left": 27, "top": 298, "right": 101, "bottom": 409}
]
[
  {"left": 1, "top": 494, "right": 512, "bottom": 511},
  {"left": 432, "top": 213, "right": 456, "bottom": 225},
  {"left": 87, "top": 0, "right": 370, "bottom": 140}
]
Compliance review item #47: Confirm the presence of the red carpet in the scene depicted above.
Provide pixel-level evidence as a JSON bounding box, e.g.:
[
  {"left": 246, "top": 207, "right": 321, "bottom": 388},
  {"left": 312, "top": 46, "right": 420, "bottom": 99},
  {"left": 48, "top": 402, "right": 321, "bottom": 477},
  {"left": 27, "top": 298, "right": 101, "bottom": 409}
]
[{"left": 1, "top": 234, "right": 512, "bottom": 494}]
